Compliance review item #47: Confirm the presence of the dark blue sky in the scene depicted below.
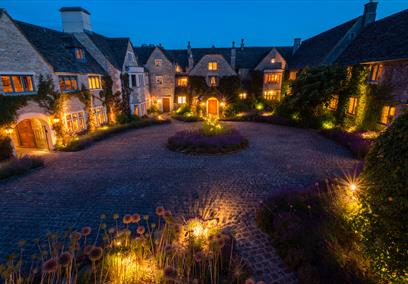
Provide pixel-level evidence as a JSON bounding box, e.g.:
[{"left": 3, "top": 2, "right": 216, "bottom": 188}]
[{"left": 2, "top": 0, "right": 407, "bottom": 49}]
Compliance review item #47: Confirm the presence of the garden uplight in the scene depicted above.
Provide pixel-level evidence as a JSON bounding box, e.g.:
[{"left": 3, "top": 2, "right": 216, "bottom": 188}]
[
  {"left": 220, "top": 102, "right": 226, "bottom": 107},
  {"left": 349, "top": 183, "right": 358, "bottom": 192}
]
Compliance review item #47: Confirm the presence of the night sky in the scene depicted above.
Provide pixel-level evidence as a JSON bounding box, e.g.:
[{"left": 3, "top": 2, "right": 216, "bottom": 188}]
[{"left": 1, "top": 0, "right": 407, "bottom": 49}]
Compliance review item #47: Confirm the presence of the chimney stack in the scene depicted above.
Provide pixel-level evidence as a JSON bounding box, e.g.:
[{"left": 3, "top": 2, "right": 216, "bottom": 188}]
[
  {"left": 231, "top": 41, "right": 236, "bottom": 70},
  {"left": 187, "top": 41, "right": 194, "bottom": 72},
  {"left": 292, "top": 38, "right": 301, "bottom": 54},
  {"left": 240, "top": 39, "right": 244, "bottom": 51},
  {"left": 60, "top": 7, "right": 92, "bottom": 33},
  {"left": 363, "top": 0, "right": 378, "bottom": 27}
]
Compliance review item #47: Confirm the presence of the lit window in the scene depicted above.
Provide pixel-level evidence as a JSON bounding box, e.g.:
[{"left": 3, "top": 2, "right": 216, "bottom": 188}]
[
  {"left": 271, "top": 58, "right": 276, "bottom": 64},
  {"left": 239, "top": 93, "right": 247, "bottom": 100},
  {"left": 175, "top": 65, "right": 182, "bottom": 73},
  {"left": 65, "top": 111, "right": 86, "bottom": 133},
  {"left": 289, "top": 71, "right": 297, "bottom": 80},
  {"left": 264, "top": 73, "right": 281, "bottom": 84},
  {"left": 1, "top": 75, "right": 34, "bottom": 94},
  {"left": 88, "top": 76, "right": 101, "bottom": 90},
  {"left": 380, "top": 105, "right": 396, "bottom": 125},
  {"left": 92, "top": 106, "right": 108, "bottom": 127},
  {"left": 328, "top": 95, "right": 339, "bottom": 111},
  {"left": 154, "top": 59, "right": 162, "bottom": 67},
  {"left": 75, "top": 48, "right": 85, "bottom": 61},
  {"left": 155, "top": 76, "right": 163, "bottom": 85},
  {"left": 369, "top": 64, "right": 383, "bottom": 82},
  {"left": 177, "top": 77, "right": 188, "bottom": 87},
  {"left": 347, "top": 97, "right": 358, "bottom": 115},
  {"left": 177, "top": 96, "right": 186, "bottom": 104},
  {"left": 264, "top": 90, "right": 280, "bottom": 101},
  {"left": 59, "top": 76, "right": 78, "bottom": 91},
  {"left": 208, "top": 62, "right": 218, "bottom": 71},
  {"left": 209, "top": 76, "right": 217, "bottom": 87}
]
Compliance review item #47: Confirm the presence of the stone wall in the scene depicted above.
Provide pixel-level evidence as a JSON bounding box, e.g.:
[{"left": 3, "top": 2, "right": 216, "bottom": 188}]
[
  {"left": 145, "top": 48, "right": 175, "bottom": 110},
  {"left": 189, "top": 54, "right": 236, "bottom": 85}
]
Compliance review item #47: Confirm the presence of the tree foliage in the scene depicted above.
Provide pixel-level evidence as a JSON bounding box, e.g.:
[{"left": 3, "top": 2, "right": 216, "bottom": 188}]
[
  {"left": 100, "top": 75, "right": 121, "bottom": 125},
  {"left": 357, "top": 112, "right": 408, "bottom": 282},
  {"left": 218, "top": 76, "right": 241, "bottom": 102},
  {"left": 120, "top": 73, "right": 131, "bottom": 118}
]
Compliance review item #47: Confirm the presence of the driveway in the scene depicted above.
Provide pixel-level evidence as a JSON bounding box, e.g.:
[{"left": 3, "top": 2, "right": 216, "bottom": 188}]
[{"left": 0, "top": 121, "right": 358, "bottom": 282}]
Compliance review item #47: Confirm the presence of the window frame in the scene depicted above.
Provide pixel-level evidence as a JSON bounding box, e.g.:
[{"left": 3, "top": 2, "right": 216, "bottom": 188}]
[
  {"left": 74, "top": 48, "right": 86, "bottom": 62},
  {"left": 368, "top": 64, "right": 383, "bottom": 83},
  {"left": 177, "top": 77, "right": 188, "bottom": 87},
  {"left": 155, "top": 76, "right": 164, "bottom": 85},
  {"left": 347, "top": 97, "right": 359, "bottom": 115},
  {"left": 264, "top": 90, "right": 280, "bottom": 101},
  {"left": 209, "top": 76, "right": 217, "bottom": 87},
  {"left": 59, "top": 75, "right": 79, "bottom": 92},
  {"left": 208, "top": 61, "right": 218, "bottom": 71},
  {"left": 264, "top": 72, "right": 281, "bottom": 84},
  {"left": 328, "top": 95, "right": 339, "bottom": 111},
  {"left": 130, "top": 74, "right": 137, "bottom": 88},
  {"left": 239, "top": 93, "right": 247, "bottom": 100},
  {"left": 1, "top": 74, "right": 35, "bottom": 95},
  {"left": 177, "top": 96, "right": 187, "bottom": 104},
  {"left": 88, "top": 75, "right": 102, "bottom": 90},
  {"left": 154, "top": 59, "right": 162, "bottom": 67},
  {"left": 65, "top": 111, "right": 86, "bottom": 133},
  {"left": 92, "top": 106, "right": 108, "bottom": 127},
  {"left": 380, "top": 105, "right": 396, "bottom": 125}
]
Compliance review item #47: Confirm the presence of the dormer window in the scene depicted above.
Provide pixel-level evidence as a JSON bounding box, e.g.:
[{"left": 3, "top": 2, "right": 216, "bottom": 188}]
[
  {"left": 155, "top": 59, "right": 162, "bottom": 67},
  {"left": 74, "top": 48, "right": 85, "bottom": 61},
  {"left": 127, "top": 52, "right": 135, "bottom": 63},
  {"left": 209, "top": 76, "right": 217, "bottom": 87},
  {"left": 208, "top": 62, "right": 218, "bottom": 71}
]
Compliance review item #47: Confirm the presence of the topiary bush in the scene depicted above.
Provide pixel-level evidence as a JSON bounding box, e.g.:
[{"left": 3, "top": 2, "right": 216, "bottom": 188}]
[{"left": 358, "top": 111, "right": 408, "bottom": 282}]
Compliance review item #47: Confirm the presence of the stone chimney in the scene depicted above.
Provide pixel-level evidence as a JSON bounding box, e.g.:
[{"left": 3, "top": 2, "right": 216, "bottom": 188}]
[
  {"left": 231, "top": 41, "right": 236, "bottom": 70},
  {"left": 240, "top": 39, "right": 244, "bottom": 51},
  {"left": 187, "top": 41, "right": 194, "bottom": 72},
  {"left": 60, "top": 7, "right": 92, "bottom": 33},
  {"left": 292, "top": 38, "right": 301, "bottom": 54},
  {"left": 363, "top": 0, "right": 378, "bottom": 27}
]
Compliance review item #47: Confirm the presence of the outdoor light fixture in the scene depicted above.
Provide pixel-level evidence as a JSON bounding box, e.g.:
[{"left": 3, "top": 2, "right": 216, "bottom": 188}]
[
  {"left": 200, "top": 102, "right": 205, "bottom": 107},
  {"left": 271, "top": 58, "right": 276, "bottom": 63},
  {"left": 53, "top": 117, "right": 60, "bottom": 123},
  {"left": 5, "top": 127, "right": 13, "bottom": 135},
  {"left": 350, "top": 183, "right": 358, "bottom": 192},
  {"left": 157, "top": 99, "right": 162, "bottom": 103},
  {"left": 220, "top": 102, "right": 226, "bottom": 107}
]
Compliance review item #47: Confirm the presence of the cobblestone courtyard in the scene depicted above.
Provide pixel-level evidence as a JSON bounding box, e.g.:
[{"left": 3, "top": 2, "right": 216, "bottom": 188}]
[{"left": 0, "top": 121, "right": 358, "bottom": 283}]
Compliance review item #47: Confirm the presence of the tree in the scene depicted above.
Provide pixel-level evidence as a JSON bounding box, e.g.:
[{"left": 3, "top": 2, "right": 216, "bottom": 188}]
[{"left": 100, "top": 75, "right": 121, "bottom": 124}]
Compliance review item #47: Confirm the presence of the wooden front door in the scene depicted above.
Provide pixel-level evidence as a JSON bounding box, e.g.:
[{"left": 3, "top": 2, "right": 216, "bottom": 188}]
[
  {"left": 162, "top": 97, "right": 171, "bottom": 112},
  {"left": 31, "top": 119, "right": 48, "bottom": 150},
  {"left": 207, "top": 99, "right": 218, "bottom": 115},
  {"left": 16, "top": 119, "right": 36, "bottom": 148}
]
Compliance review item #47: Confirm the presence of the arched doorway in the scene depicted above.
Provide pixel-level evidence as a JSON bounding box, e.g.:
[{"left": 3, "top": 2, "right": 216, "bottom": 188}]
[
  {"left": 207, "top": 97, "right": 219, "bottom": 116},
  {"left": 14, "top": 118, "right": 50, "bottom": 150}
]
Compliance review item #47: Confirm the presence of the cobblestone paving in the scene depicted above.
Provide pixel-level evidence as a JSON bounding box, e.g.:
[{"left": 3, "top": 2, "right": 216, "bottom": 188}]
[{"left": 0, "top": 121, "right": 358, "bottom": 283}]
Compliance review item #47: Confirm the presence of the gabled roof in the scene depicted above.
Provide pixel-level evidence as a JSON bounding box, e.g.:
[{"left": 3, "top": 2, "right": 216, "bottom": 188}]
[
  {"left": 15, "top": 21, "right": 105, "bottom": 74},
  {"left": 337, "top": 9, "right": 408, "bottom": 64},
  {"left": 133, "top": 46, "right": 156, "bottom": 65},
  {"left": 85, "top": 31, "right": 130, "bottom": 69},
  {"left": 235, "top": 46, "right": 293, "bottom": 69},
  {"left": 0, "top": 8, "right": 5, "bottom": 17},
  {"left": 289, "top": 17, "right": 360, "bottom": 69}
]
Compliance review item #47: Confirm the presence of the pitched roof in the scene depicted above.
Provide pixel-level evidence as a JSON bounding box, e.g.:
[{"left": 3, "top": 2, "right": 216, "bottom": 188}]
[
  {"left": 337, "top": 9, "right": 408, "bottom": 64},
  {"left": 0, "top": 8, "right": 5, "bottom": 17},
  {"left": 289, "top": 17, "right": 360, "bottom": 69},
  {"left": 15, "top": 21, "right": 105, "bottom": 74},
  {"left": 133, "top": 46, "right": 156, "bottom": 65},
  {"left": 85, "top": 31, "right": 130, "bottom": 69}
]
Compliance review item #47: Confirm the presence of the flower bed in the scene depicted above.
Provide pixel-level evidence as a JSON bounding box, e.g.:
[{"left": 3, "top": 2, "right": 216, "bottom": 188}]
[
  {"left": 1, "top": 208, "right": 255, "bottom": 283},
  {"left": 320, "top": 128, "right": 375, "bottom": 158},
  {"left": 0, "top": 155, "right": 44, "bottom": 180},
  {"left": 58, "top": 118, "right": 170, "bottom": 152},
  {"left": 168, "top": 129, "right": 248, "bottom": 154},
  {"left": 256, "top": 167, "right": 377, "bottom": 283},
  {"left": 171, "top": 114, "right": 203, "bottom": 122}
]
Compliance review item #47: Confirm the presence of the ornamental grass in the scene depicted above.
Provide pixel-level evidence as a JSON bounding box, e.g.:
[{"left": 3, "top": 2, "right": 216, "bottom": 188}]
[{"left": 0, "top": 209, "right": 252, "bottom": 284}]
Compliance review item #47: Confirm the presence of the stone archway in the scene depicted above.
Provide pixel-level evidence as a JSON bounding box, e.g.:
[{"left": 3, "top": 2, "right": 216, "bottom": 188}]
[{"left": 13, "top": 113, "right": 55, "bottom": 151}]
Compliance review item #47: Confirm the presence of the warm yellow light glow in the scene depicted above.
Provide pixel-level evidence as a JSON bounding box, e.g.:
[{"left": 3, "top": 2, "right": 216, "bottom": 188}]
[
  {"left": 53, "top": 118, "right": 60, "bottom": 124},
  {"left": 200, "top": 102, "right": 205, "bottom": 107},
  {"left": 99, "top": 126, "right": 109, "bottom": 131},
  {"left": 350, "top": 183, "right": 358, "bottom": 192},
  {"left": 322, "top": 121, "right": 335, "bottom": 129},
  {"left": 239, "top": 93, "right": 247, "bottom": 100},
  {"left": 220, "top": 102, "right": 225, "bottom": 107},
  {"left": 157, "top": 99, "right": 162, "bottom": 104},
  {"left": 5, "top": 127, "right": 13, "bottom": 135}
]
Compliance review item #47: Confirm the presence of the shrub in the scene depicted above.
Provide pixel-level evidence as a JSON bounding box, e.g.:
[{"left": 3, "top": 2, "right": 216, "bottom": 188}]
[
  {"left": 171, "top": 114, "right": 202, "bottom": 122},
  {"left": 147, "top": 104, "right": 161, "bottom": 115},
  {"left": 175, "top": 104, "right": 191, "bottom": 115},
  {"left": 224, "top": 101, "right": 253, "bottom": 118},
  {"left": 257, "top": 174, "right": 376, "bottom": 283},
  {"left": 116, "top": 113, "right": 131, "bottom": 125},
  {"left": 320, "top": 129, "right": 374, "bottom": 158},
  {"left": 357, "top": 112, "right": 408, "bottom": 282},
  {"left": 0, "top": 155, "right": 44, "bottom": 180},
  {"left": 0, "top": 136, "right": 14, "bottom": 162}
]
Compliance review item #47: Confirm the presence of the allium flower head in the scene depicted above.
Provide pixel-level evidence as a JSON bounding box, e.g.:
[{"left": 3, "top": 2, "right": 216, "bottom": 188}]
[
  {"left": 136, "top": 226, "right": 145, "bottom": 235},
  {"left": 58, "top": 252, "right": 73, "bottom": 267},
  {"left": 155, "top": 207, "right": 165, "bottom": 216},
  {"left": 245, "top": 279, "right": 256, "bottom": 284},
  {"left": 70, "top": 231, "right": 81, "bottom": 241},
  {"left": 123, "top": 214, "right": 132, "bottom": 224},
  {"left": 88, "top": 246, "right": 103, "bottom": 261},
  {"left": 42, "top": 258, "right": 58, "bottom": 273},
  {"left": 81, "top": 226, "right": 92, "bottom": 237},
  {"left": 131, "top": 213, "right": 141, "bottom": 223}
]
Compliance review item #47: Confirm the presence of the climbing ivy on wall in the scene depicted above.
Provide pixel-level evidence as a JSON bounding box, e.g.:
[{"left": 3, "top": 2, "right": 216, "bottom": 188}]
[
  {"left": 100, "top": 75, "right": 121, "bottom": 125},
  {"left": 77, "top": 85, "right": 96, "bottom": 132},
  {"left": 120, "top": 73, "right": 131, "bottom": 118},
  {"left": 218, "top": 76, "right": 241, "bottom": 102},
  {"left": 0, "top": 95, "right": 29, "bottom": 127},
  {"left": 249, "top": 70, "right": 264, "bottom": 98}
]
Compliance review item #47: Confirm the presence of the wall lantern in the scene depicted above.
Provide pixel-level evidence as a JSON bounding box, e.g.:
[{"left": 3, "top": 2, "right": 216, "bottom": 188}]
[
  {"left": 220, "top": 102, "right": 226, "bottom": 107},
  {"left": 53, "top": 117, "right": 61, "bottom": 124},
  {"left": 200, "top": 102, "right": 205, "bottom": 107},
  {"left": 157, "top": 99, "right": 162, "bottom": 104},
  {"left": 271, "top": 58, "right": 276, "bottom": 64}
]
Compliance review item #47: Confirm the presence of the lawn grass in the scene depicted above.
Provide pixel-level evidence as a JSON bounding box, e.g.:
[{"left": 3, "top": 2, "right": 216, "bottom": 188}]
[{"left": 0, "top": 155, "right": 44, "bottom": 180}]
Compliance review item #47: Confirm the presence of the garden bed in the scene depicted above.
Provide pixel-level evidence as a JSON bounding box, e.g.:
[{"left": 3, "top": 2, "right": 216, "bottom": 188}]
[
  {"left": 168, "top": 129, "right": 248, "bottom": 154},
  {"left": 256, "top": 169, "right": 377, "bottom": 283},
  {"left": 58, "top": 118, "right": 170, "bottom": 152},
  {"left": 1, "top": 209, "right": 254, "bottom": 283},
  {"left": 319, "top": 128, "right": 375, "bottom": 159},
  {"left": 0, "top": 155, "right": 44, "bottom": 181}
]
